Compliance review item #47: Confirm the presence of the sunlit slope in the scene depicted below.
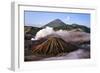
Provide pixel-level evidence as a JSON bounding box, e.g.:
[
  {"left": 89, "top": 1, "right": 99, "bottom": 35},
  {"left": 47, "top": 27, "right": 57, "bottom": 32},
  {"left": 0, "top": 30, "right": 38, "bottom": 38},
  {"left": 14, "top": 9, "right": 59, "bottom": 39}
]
[{"left": 32, "top": 37, "right": 78, "bottom": 56}]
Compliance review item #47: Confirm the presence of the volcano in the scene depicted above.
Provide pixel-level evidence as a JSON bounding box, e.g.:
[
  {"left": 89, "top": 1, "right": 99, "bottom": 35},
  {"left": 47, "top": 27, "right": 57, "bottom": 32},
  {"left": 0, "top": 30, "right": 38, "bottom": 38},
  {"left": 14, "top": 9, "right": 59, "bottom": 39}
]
[
  {"left": 42, "top": 19, "right": 90, "bottom": 33},
  {"left": 32, "top": 37, "right": 78, "bottom": 56},
  {"left": 42, "top": 19, "right": 67, "bottom": 28}
]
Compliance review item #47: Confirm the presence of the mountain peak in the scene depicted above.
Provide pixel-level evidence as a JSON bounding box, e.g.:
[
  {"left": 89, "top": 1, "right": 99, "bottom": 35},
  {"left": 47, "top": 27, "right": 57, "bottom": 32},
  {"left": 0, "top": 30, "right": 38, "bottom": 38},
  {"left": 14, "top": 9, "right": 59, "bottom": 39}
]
[
  {"left": 42, "top": 19, "right": 67, "bottom": 28},
  {"left": 48, "top": 19, "right": 65, "bottom": 24},
  {"left": 53, "top": 19, "right": 63, "bottom": 22}
]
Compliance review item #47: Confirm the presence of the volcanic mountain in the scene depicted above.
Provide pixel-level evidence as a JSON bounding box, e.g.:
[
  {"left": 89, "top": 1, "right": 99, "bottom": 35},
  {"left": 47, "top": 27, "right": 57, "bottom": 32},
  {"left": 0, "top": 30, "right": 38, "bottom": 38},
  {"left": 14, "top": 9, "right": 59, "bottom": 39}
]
[
  {"left": 43, "top": 19, "right": 67, "bottom": 28},
  {"left": 42, "top": 19, "right": 90, "bottom": 33},
  {"left": 32, "top": 37, "right": 78, "bottom": 56}
]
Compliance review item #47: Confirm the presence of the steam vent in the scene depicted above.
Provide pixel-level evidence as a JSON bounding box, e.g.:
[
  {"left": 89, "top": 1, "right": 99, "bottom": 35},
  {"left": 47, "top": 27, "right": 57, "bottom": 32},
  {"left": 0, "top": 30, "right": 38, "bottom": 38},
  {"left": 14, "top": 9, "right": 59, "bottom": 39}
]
[{"left": 32, "top": 37, "right": 78, "bottom": 56}]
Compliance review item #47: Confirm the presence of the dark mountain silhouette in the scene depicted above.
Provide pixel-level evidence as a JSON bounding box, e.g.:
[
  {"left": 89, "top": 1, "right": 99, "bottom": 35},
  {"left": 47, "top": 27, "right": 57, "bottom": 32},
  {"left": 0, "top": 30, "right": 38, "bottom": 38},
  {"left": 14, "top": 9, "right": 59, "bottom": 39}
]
[
  {"left": 24, "top": 26, "right": 42, "bottom": 40},
  {"left": 42, "top": 19, "right": 67, "bottom": 28},
  {"left": 42, "top": 19, "right": 90, "bottom": 33},
  {"left": 71, "top": 24, "right": 90, "bottom": 33},
  {"left": 32, "top": 37, "right": 78, "bottom": 56}
]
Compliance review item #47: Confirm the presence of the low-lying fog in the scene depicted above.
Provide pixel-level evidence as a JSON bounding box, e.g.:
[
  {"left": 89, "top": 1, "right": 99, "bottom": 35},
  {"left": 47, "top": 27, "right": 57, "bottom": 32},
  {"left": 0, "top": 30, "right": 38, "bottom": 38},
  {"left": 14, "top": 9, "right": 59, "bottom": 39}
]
[{"left": 32, "top": 27, "right": 90, "bottom": 43}]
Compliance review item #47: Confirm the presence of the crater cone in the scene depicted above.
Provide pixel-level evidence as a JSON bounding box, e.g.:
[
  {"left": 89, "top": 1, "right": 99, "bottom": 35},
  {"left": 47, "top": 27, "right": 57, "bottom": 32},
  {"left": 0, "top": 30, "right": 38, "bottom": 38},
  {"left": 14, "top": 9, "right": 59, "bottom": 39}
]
[{"left": 32, "top": 37, "right": 78, "bottom": 56}]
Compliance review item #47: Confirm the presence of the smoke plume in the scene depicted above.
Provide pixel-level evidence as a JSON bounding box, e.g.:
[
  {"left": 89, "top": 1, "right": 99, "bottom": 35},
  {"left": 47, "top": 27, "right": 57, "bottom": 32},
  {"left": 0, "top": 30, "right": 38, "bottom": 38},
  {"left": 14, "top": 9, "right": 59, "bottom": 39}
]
[{"left": 35, "top": 27, "right": 55, "bottom": 40}]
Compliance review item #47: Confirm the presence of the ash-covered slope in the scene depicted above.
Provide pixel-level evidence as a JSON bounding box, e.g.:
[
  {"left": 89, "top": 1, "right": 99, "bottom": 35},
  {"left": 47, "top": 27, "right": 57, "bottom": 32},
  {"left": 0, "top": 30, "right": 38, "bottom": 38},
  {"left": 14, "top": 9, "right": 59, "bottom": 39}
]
[{"left": 32, "top": 37, "right": 78, "bottom": 56}]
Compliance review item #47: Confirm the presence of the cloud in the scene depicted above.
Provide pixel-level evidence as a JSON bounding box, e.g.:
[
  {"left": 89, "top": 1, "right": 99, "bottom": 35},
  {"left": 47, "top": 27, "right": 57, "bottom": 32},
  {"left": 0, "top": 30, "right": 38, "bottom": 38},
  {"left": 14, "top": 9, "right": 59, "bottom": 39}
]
[
  {"left": 35, "top": 27, "right": 55, "bottom": 40},
  {"left": 33, "top": 26, "right": 89, "bottom": 43}
]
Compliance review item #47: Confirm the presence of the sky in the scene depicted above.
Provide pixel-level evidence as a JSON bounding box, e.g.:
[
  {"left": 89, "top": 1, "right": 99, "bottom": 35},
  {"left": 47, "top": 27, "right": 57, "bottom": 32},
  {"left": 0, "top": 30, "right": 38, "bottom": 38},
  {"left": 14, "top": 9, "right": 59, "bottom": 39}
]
[{"left": 24, "top": 11, "right": 90, "bottom": 27}]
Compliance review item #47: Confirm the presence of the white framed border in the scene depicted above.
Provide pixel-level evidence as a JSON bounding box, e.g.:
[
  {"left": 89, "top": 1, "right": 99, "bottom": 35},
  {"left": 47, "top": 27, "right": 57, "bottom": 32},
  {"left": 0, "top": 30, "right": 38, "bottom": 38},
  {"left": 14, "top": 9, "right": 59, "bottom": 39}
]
[{"left": 11, "top": 2, "right": 97, "bottom": 71}]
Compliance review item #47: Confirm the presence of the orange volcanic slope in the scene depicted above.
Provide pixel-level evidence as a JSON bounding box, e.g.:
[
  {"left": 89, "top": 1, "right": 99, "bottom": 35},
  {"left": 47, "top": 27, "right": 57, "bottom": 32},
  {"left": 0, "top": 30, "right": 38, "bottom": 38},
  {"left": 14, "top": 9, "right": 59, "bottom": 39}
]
[{"left": 32, "top": 37, "right": 78, "bottom": 56}]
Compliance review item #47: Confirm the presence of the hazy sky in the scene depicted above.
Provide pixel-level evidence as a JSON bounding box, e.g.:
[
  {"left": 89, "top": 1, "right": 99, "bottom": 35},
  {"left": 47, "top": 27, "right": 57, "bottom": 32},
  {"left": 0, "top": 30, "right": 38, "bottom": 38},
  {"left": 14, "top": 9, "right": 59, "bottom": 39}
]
[{"left": 24, "top": 11, "right": 90, "bottom": 27}]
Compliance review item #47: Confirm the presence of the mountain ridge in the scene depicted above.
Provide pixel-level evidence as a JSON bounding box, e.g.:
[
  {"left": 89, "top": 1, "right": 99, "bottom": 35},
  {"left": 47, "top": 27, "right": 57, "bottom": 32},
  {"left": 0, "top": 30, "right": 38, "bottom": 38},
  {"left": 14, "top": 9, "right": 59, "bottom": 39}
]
[{"left": 42, "top": 19, "right": 90, "bottom": 33}]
